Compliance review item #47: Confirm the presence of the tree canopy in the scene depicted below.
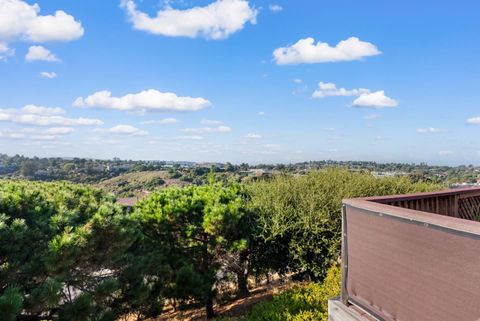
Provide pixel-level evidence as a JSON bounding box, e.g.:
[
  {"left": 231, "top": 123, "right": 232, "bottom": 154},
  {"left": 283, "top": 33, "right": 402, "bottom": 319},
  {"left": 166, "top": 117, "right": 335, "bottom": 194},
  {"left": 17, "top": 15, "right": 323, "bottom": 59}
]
[{"left": 0, "top": 168, "right": 442, "bottom": 320}]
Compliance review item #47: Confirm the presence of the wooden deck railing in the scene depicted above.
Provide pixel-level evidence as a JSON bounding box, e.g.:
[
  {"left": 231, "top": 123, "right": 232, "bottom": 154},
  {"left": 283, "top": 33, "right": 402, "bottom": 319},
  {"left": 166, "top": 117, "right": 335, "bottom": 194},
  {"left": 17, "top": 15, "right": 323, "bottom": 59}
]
[
  {"left": 337, "top": 188, "right": 480, "bottom": 321},
  {"left": 365, "top": 187, "right": 480, "bottom": 220}
]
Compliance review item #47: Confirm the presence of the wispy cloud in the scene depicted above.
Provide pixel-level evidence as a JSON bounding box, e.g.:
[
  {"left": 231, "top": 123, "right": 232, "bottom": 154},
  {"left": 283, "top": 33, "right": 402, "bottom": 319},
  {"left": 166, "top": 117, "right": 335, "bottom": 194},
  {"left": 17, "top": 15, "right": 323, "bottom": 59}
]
[
  {"left": 0, "top": 106, "right": 102, "bottom": 126},
  {"left": 439, "top": 150, "right": 454, "bottom": 156},
  {"left": 174, "top": 135, "right": 204, "bottom": 140},
  {"left": 201, "top": 119, "right": 224, "bottom": 125},
  {"left": 417, "top": 127, "right": 441, "bottom": 134},
  {"left": 108, "top": 124, "right": 147, "bottom": 136},
  {"left": 313, "top": 82, "right": 398, "bottom": 108},
  {"left": 140, "top": 118, "right": 179, "bottom": 125},
  {"left": 40, "top": 71, "right": 57, "bottom": 79},
  {"left": 268, "top": 4, "right": 282, "bottom": 12},
  {"left": 181, "top": 125, "right": 231, "bottom": 134},
  {"left": 245, "top": 133, "right": 262, "bottom": 139},
  {"left": 0, "top": 127, "right": 74, "bottom": 141},
  {"left": 467, "top": 117, "right": 480, "bottom": 125}
]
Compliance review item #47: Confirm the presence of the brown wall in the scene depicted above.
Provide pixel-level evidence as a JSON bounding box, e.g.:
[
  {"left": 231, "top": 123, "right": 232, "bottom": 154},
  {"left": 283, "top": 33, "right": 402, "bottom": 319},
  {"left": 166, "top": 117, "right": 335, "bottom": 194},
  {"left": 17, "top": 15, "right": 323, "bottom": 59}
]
[{"left": 343, "top": 203, "right": 480, "bottom": 321}]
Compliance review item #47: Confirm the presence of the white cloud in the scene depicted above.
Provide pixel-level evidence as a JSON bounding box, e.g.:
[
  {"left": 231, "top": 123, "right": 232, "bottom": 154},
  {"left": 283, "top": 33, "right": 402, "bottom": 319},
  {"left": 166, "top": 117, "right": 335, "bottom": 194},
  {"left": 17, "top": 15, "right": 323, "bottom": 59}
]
[
  {"left": 293, "top": 78, "right": 303, "bottom": 84},
  {"left": 0, "top": 0, "right": 83, "bottom": 55},
  {"left": 0, "top": 130, "right": 24, "bottom": 140},
  {"left": 0, "top": 0, "right": 84, "bottom": 61},
  {"left": 245, "top": 133, "right": 261, "bottom": 139},
  {"left": 273, "top": 37, "right": 381, "bottom": 65},
  {"left": 201, "top": 119, "right": 223, "bottom": 125},
  {"left": 439, "top": 150, "right": 454, "bottom": 156},
  {"left": 312, "top": 82, "right": 369, "bottom": 98},
  {"left": 140, "top": 117, "right": 179, "bottom": 125},
  {"left": 0, "top": 126, "right": 74, "bottom": 141},
  {"left": 263, "top": 143, "right": 280, "bottom": 149},
  {"left": 417, "top": 127, "right": 441, "bottom": 134},
  {"left": 39, "top": 71, "right": 57, "bottom": 78},
  {"left": 216, "top": 125, "right": 231, "bottom": 132},
  {"left": 84, "top": 137, "right": 120, "bottom": 145},
  {"left": 258, "top": 111, "right": 266, "bottom": 116},
  {"left": 44, "top": 127, "right": 74, "bottom": 135},
  {"left": 269, "top": 4, "right": 282, "bottom": 12},
  {"left": 352, "top": 91, "right": 398, "bottom": 108},
  {"left": 74, "top": 89, "right": 211, "bottom": 113},
  {"left": 30, "top": 134, "right": 58, "bottom": 141},
  {"left": 181, "top": 125, "right": 231, "bottom": 134},
  {"left": 107, "top": 124, "right": 148, "bottom": 136},
  {"left": 0, "top": 106, "right": 102, "bottom": 126},
  {"left": 364, "top": 114, "right": 380, "bottom": 120},
  {"left": 313, "top": 82, "right": 397, "bottom": 108},
  {"left": 174, "top": 135, "right": 204, "bottom": 140},
  {"left": 25, "top": 45, "right": 60, "bottom": 62},
  {"left": 22, "top": 104, "right": 64, "bottom": 115},
  {"left": 467, "top": 117, "right": 480, "bottom": 125},
  {"left": 120, "top": 0, "right": 257, "bottom": 40},
  {"left": 0, "top": 42, "right": 14, "bottom": 60}
]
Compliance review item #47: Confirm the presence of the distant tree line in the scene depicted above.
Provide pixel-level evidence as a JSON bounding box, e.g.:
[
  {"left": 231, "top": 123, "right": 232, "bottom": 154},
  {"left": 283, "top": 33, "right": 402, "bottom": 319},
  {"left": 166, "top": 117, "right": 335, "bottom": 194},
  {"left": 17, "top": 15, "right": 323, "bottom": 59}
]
[{"left": 1, "top": 153, "right": 479, "bottom": 186}]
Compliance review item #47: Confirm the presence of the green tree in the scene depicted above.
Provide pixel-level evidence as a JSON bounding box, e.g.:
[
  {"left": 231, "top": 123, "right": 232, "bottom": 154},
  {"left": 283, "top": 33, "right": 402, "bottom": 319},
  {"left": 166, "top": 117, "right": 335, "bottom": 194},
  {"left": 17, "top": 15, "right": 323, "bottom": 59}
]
[
  {"left": 134, "top": 182, "right": 252, "bottom": 318},
  {"left": 247, "top": 167, "right": 441, "bottom": 280},
  {"left": 20, "top": 161, "right": 37, "bottom": 177},
  {"left": 0, "top": 180, "right": 140, "bottom": 321}
]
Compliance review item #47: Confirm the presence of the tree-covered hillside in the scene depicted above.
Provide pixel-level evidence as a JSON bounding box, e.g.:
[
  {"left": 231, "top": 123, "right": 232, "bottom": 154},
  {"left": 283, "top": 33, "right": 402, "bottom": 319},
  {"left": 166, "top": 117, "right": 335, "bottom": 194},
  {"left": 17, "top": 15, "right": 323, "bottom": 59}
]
[{"left": 0, "top": 169, "right": 442, "bottom": 321}]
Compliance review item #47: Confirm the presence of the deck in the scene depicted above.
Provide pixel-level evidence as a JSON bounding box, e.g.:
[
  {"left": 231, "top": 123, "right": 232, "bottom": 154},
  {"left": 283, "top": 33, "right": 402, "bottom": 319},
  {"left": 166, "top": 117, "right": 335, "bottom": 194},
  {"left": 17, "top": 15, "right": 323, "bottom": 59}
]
[{"left": 330, "top": 187, "right": 480, "bottom": 321}]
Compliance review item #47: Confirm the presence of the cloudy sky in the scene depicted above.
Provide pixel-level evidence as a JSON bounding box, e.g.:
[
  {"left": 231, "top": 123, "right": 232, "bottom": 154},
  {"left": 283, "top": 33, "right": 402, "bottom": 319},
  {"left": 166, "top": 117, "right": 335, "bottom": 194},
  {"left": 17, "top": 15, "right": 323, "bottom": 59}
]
[{"left": 1, "top": 0, "right": 480, "bottom": 165}]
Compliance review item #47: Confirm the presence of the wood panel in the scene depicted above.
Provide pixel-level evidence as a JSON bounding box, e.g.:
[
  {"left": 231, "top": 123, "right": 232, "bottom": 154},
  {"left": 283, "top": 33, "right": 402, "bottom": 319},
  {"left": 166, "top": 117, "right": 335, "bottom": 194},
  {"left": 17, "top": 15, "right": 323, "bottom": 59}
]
[{"left": 378, "top": 190, "right": 480, "bottom": 222}]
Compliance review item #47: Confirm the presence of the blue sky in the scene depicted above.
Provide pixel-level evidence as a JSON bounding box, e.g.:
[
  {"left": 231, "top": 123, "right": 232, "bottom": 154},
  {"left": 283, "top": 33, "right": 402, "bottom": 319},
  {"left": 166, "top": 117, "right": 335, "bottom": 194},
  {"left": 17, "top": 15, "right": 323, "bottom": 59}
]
[{"left": 1, "top": 0, "right": 480, "bottom": 165}]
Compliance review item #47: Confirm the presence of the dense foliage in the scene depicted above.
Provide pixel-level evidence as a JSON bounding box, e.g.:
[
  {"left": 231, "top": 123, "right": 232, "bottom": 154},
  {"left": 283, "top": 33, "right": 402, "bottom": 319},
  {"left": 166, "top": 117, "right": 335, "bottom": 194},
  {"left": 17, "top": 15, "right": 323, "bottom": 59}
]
[
  {"left": 0, "top": 168, "right": 442, "bottom": 320},
  {"left": 215, "top": 264, "right": 341, "bottom": 321},
  {"left": 248, "top": 264, "right": 340, "bottom": 321},
  {"left": 133, "top": 181, "right": 253, "bottom": 318},
  {"left": 248, "top": 168, "right": 441, "bottom": 279},
  {"left": 0, "top": 180, "right": 137, "bottom": 321}
]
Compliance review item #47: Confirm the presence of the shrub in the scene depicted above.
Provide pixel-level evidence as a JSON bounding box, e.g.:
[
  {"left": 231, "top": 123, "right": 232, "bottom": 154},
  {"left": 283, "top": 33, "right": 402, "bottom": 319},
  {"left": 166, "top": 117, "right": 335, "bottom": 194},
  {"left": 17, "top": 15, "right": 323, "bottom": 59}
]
[
  {"left": 248, "top": 168, "right": 441, "bottom": 279},
  {"left": 215, "top": 264, "right": 341, "bottom": 321}
]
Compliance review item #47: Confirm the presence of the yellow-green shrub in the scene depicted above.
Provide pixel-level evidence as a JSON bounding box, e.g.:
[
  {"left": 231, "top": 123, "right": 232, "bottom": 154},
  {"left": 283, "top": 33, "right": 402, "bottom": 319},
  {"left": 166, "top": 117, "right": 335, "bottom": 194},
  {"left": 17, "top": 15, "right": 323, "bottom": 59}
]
[{"left": 239, "top": 264, "right": 341, "bottom": 321}]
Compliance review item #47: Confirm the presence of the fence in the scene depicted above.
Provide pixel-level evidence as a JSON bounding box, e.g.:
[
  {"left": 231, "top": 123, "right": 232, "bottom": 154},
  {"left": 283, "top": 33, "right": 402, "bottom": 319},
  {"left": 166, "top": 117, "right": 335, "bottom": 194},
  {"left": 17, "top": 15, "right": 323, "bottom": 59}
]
[{"left": 338, "top": 187, "right": 480, "bottom": 321}]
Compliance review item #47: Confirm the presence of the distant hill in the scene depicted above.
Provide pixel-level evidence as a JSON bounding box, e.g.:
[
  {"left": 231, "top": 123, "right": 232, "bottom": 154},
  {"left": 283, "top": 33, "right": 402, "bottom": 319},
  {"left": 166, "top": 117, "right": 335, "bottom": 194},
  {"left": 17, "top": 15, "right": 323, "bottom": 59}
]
[{"left": 97, "top": 171, "right": 186, "bottom": 197}]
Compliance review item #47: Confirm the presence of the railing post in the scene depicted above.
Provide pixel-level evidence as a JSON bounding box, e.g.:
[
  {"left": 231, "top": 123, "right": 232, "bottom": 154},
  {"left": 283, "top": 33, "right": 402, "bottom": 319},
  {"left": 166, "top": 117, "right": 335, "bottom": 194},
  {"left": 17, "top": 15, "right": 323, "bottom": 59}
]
[{"left": 341, "top": 203, "right": 349, "bottom": 305}]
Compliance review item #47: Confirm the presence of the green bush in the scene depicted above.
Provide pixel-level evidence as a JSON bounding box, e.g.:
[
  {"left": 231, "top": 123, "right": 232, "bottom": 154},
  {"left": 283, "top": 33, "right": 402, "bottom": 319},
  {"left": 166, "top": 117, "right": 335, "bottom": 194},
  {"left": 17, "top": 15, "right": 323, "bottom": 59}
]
[
  {"left": 248, "top": 168, "right": 441, "bottom": 279},
  {"left": 215, "top": 264, "right": 341, "bottom": 321}
]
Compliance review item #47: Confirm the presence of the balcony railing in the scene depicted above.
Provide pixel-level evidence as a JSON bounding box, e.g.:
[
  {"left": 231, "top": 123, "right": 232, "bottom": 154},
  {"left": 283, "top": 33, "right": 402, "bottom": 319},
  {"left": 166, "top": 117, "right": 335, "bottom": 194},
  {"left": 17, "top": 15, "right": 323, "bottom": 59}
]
[{"left": 330, "top": 187, "right": 480, "bottom": 321}]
